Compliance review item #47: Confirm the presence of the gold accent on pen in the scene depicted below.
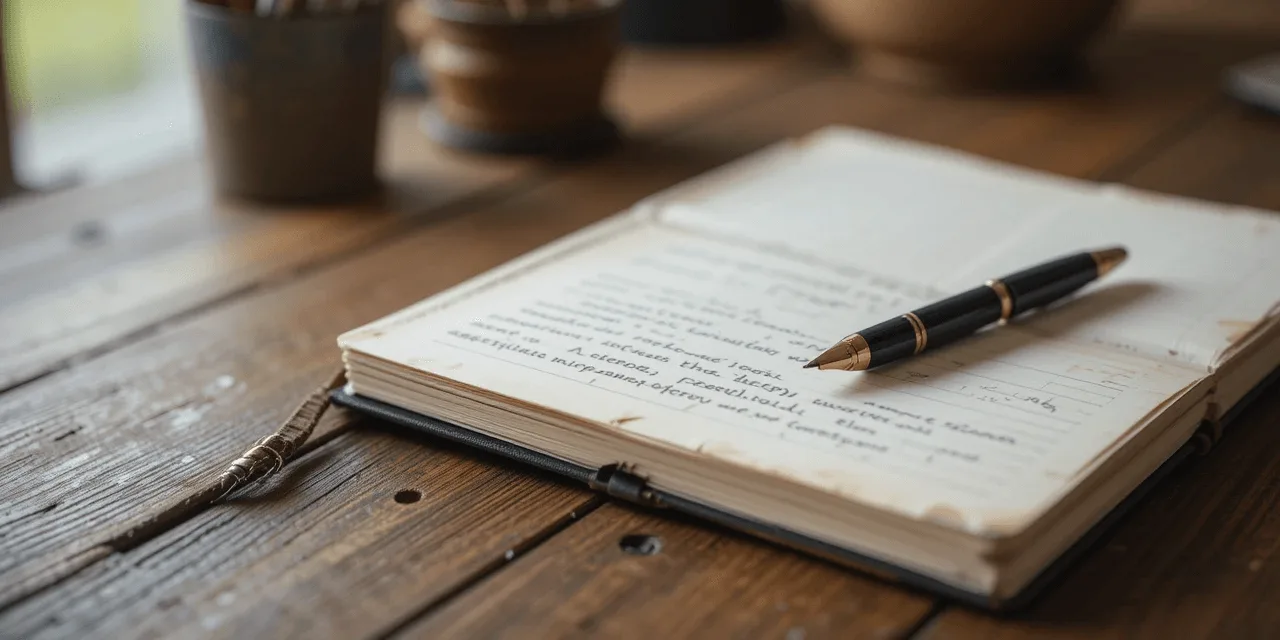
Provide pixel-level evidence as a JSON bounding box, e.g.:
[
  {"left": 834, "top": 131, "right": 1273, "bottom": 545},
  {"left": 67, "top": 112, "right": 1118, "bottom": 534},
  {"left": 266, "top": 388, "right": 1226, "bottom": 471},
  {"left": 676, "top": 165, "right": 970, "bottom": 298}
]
[
  {"left": 986, "top": 279, "right": 1013, "bottom": 323},
  {"left": 803, "top": 334, "right": 871, "bottom": 371},
  {"left": 903, "top": 312, "right": 927, "bottom": 355},
  {"left": 805, "top": 247, "right": 1129, "bottom": 373},
  {"left": 1090, "top": 246, "right": 1128, "bottom": 277}
]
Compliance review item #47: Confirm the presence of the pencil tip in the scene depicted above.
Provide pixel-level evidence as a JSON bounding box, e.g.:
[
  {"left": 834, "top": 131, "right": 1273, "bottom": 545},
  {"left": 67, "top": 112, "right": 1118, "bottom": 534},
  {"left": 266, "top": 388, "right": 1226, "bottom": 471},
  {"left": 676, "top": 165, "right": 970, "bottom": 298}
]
[{"left": 803, "top": 360, "right": 819, "bottom": 369}]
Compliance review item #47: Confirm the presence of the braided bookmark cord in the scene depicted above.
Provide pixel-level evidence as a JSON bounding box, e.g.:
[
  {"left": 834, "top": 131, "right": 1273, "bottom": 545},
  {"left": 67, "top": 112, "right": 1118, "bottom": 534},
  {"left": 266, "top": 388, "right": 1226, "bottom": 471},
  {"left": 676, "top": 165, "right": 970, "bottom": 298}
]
[{"left": 215, "top": 369, "right": 348, "bottom": 501}]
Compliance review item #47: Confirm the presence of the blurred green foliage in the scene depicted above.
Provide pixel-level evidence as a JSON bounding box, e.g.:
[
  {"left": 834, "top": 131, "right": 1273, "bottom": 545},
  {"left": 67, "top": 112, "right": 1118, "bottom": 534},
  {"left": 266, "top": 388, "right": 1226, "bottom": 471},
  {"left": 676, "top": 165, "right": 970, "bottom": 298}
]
[{"left": 5, "top": 0, "right": 182, "bottom": 114}]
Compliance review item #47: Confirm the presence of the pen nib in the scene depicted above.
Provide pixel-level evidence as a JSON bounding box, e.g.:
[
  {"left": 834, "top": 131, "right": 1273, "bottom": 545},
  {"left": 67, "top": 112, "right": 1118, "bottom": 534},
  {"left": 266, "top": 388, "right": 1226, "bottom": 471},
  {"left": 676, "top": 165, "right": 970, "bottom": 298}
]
[
  {"left": 802, "top": 335, "right": 871, "bottom": 372},
  {"left": 1091, "top": 246, "right": 1128, "bottom": 277}
]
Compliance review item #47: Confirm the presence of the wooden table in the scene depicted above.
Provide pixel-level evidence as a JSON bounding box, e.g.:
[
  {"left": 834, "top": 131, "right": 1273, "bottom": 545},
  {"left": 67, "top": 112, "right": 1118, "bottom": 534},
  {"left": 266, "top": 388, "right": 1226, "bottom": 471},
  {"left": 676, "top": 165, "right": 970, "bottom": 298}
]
[{"left": 3, "top": 0, "right": 1280, "bottom": 637}]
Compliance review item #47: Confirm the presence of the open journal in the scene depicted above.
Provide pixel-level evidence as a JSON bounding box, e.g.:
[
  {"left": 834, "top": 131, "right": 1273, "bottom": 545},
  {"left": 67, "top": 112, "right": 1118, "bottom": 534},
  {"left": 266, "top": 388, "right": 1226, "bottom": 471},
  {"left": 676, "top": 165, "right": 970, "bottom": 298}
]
[{"left": 335, "top": 127, "right": 1280, "bottom": 608}]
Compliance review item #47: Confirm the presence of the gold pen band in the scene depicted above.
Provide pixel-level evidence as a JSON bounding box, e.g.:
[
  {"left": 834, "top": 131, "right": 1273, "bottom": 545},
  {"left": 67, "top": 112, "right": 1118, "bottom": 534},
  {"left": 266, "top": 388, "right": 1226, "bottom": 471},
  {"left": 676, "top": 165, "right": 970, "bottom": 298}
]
[
  {"left": 986, "top": 279, "right": 1014, "bottom": 323},
  {"left": 805, "top": 247, "right": 1129, "bottom": 374},
  {"left": 902, "top": 312, "right": 927, "bottom": 355}
]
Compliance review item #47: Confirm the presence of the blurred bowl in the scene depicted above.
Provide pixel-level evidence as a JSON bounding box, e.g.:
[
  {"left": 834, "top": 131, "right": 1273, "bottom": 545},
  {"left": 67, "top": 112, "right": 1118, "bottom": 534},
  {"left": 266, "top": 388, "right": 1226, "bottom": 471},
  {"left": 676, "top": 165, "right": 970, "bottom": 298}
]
[
  {"left": 811, "top": 0, "right": 1124, "bottom": 90},
  {"left": 419, "top": 0, "right": 622, "bottom": 155}
]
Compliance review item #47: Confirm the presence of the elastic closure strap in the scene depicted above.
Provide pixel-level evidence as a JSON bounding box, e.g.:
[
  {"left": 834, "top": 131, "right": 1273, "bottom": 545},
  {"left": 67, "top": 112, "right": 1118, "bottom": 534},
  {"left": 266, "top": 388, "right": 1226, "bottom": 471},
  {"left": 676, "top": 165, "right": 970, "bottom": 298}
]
[{"left": 589, "top": 463, "right": 666, "bottom": 508}]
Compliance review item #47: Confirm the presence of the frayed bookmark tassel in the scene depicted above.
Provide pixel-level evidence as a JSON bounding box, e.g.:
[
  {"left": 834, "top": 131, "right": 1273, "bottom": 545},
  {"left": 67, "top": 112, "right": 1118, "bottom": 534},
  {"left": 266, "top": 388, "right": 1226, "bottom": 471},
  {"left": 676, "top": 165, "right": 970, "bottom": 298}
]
[{"left": 215, "top": 369, "right": 347, "bottom": 501}]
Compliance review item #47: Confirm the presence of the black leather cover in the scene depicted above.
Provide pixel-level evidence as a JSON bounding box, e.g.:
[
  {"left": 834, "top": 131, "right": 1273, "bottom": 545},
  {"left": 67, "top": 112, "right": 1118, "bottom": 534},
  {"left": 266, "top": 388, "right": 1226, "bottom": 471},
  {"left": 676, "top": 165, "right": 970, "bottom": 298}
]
[{"left": 330, "top": 365, "right": 1278, "bottom": 612}]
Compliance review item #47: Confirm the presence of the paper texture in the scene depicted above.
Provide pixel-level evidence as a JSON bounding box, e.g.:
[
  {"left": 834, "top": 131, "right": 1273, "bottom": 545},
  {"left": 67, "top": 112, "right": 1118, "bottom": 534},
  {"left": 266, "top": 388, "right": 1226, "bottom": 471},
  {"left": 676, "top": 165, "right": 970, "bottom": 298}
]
[
  {"left": 341, "top": 126, "right": 1280, "bottom": 536},
  {"left": 654, "top": 127, "right": 1280, "bottom": 371},
  {"left": 343, "top": 224, "right": 1202, "bottom": 535}
]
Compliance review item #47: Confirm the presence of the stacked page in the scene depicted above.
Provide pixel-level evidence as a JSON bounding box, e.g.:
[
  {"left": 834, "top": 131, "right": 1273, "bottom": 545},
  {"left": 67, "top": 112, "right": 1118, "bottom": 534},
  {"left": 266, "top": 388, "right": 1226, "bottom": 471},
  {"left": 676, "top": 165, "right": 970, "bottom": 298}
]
[{"left": 339, "top": 127, "right": 1280, "bottom": 602}]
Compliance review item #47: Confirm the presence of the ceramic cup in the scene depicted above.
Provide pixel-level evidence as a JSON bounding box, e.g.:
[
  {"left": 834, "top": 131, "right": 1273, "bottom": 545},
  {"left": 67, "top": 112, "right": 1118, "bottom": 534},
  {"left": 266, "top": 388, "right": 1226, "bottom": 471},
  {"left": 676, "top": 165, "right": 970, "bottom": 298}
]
[
  {"left": 187, "top": 2, "right": 390, "bottom": 201},
  {"left": 419, "top": 0, "right": 622, "bottom": 156}
]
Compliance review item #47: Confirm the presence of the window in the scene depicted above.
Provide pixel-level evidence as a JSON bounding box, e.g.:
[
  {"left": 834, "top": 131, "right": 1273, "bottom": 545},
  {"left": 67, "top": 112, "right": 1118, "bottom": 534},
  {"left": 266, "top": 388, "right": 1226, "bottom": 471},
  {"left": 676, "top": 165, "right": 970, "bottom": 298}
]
[{"left": 6, "top": 0, "right": 198, "bottom": 187}]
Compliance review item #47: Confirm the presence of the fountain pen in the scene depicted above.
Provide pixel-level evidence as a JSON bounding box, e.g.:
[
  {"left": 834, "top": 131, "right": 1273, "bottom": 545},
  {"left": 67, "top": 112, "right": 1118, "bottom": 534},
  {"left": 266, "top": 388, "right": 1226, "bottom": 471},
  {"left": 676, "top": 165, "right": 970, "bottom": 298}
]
[{"left": 804, "top": 247, "right": 1128, "bottom": 372}]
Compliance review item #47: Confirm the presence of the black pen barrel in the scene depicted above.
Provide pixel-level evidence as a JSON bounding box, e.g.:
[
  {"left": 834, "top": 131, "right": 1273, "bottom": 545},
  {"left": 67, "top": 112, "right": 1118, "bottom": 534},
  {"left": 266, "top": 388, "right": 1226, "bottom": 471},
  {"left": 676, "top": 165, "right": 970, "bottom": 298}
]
[
  {"left": 859, "top": 287, "right": 1003, "bottom": 368},
  {"left": 807, "top": 249, "right": 1124, "bottom": 372},
  {"left": 858, "top": 253, "right": 1102, "bottom": 369},
  {"left": 1002, "top": 252, "right": 1100, "bottom": 314},
  {"left": 914, "top": 286, "right": 1006, "bottom": 346}
]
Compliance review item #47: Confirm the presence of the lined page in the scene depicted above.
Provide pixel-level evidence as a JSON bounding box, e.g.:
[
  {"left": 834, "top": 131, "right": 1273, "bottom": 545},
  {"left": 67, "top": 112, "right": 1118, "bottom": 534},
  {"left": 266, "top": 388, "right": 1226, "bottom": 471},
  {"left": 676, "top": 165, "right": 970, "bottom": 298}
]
[
  {"left": 653, "top": 127, "right": 1280, "bottom": 371},
  {"left": 940, "top": 189, "right": 1280, "bottom": 370},
  {"left": 648, "top": 127, "right": 1096, "bottom": 287},
  {"left": 342, "top": 224, "right": 1202, "bottom": 535}
]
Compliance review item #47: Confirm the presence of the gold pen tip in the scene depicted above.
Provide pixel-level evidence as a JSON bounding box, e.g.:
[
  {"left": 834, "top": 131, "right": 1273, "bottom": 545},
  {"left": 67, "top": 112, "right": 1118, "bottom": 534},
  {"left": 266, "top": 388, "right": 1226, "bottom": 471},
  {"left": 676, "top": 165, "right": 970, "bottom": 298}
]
[
  {"left": 1091, "top": 246, "right": 1128, "bottom": 277},
  {"left": 802, "top": 334, "right": 871, "bottom": 372}
]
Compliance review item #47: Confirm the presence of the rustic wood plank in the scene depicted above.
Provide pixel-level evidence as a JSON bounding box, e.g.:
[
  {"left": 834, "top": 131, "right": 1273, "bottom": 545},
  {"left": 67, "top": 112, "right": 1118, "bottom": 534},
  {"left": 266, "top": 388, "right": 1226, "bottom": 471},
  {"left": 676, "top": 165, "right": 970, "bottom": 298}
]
[
  {"left": 0, "top": 42, "right": 816, "bottom": 392},
  {"left": 919, "top": 397, "right": 1280, "bottom": 640},
  {"left": 1120, "top": 106, "right": 1280, "bottom": 209},
  {"left": 400, "top": 503, "right": 935, "bottom": 639},
  {"left": 2, "top": 0, "right": 1275, "bottom": 632},
  {"left": 0, "top": 51, "right": 1252, "bottom": 632},
  {"left": 0, "top": 44, "right": 821, "bottom": 609},
  {"left": 0, "top": 72, "right": 862, "bottom": 614},
  {"left": 1, "top": 427, "right": 598, "bottom": 639}
]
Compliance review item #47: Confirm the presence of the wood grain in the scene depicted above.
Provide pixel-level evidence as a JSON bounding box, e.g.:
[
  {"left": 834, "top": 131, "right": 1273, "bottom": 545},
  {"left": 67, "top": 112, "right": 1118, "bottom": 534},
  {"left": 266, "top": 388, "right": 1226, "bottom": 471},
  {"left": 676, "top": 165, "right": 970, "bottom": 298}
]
[
  {"left": 2, "top": 0, "right": 1278, "bottom": 635},
  {"left": 919, "top": 395, "right": 1280, "bottom": 639},
  {"left": 1120, "top": 106, "right": 1280, "bottom": 209},
  {"left": 400, "top": 503, "right": 936, "bottom": 640},
  {"left": 0, "top": 37, "right": 1260, "bottom": 628},
  {"left": 0, "top": 427, "right": 597, "bottom": 639},
  {"left": 0, "top": 42, "right": 816, "bottom": 392},
  {"left": 0, "top": 66, "right": 841, "bottom": 612},
  {"left": 0, "top": 43, "right": 820, "bottom": 608}
]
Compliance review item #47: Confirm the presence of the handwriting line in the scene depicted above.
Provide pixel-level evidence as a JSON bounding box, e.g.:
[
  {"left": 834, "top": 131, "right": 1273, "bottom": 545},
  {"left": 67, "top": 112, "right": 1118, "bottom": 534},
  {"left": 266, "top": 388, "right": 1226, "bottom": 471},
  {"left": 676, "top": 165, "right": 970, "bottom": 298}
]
[{"left": 431, "top": 338, "right": 1008, "bottom": 494}]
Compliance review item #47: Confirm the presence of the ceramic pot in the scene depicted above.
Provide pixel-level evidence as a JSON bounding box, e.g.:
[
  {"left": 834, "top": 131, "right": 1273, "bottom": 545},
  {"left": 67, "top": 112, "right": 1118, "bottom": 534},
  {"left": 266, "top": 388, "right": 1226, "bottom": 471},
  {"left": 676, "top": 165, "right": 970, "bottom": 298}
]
[
  {"left": 810, "top": 0, "right": 1123, "bottom": 90},
  {"left": 187, "top": 2, "right": 389, "bottom": 201},
  {"left": 420, "top": 0, "right": 622, "bottom": 155}
]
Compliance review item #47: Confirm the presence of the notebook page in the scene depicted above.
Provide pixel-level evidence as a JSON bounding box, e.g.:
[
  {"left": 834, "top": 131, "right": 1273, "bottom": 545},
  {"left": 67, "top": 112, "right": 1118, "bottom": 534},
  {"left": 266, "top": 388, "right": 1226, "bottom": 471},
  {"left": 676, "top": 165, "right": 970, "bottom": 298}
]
[
  {"left": 938, "top": 189, "right": 1280, "bottom": 370},
  {"left": 653, "top": 127, "right": 1280, "bottom": 371},
  {"left": 341, "top": 223, "right": 1202, "bottom": 536},
  {"left": 647, "top": 126, "right": 1099, "bottom": 289}
]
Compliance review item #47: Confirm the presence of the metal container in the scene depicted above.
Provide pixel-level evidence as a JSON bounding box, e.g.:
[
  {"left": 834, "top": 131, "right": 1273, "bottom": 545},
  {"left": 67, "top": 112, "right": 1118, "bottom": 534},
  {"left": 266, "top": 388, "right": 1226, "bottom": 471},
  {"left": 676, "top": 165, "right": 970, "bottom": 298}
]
[{"left": 186, "top": 2, "right": 389, "bottom": 201}]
